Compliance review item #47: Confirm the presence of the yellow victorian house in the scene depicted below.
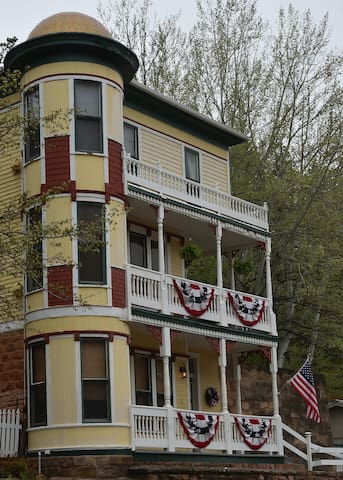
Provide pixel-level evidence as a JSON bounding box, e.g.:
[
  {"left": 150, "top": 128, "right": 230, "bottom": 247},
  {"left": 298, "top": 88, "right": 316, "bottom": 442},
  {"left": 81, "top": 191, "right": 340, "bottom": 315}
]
[{"left": 1, "top": 11, "right": 283, "bottom": 467}]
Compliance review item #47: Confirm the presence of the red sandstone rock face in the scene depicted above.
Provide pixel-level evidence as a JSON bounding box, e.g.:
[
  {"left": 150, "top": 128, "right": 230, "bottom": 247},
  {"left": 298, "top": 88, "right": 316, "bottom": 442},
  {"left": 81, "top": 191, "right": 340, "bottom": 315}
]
[{"left": 0, "top": 329, "right": 24, "bottom": 410}]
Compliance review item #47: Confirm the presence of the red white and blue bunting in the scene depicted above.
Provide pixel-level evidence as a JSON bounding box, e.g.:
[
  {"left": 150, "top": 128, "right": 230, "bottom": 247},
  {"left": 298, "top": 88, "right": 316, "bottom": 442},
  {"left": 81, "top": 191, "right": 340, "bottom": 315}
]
[
  {"left": 234, "top": 416, "right": 272, "bottom": 450},
  {"left": 228, "top": 292, "right": 265, "bottom": 326},
  {"left": 173, "top": 279, "right": 214, "bottom": 317},
  {"left": 177, "top": 411, "right": 220, "bottom": 448}
]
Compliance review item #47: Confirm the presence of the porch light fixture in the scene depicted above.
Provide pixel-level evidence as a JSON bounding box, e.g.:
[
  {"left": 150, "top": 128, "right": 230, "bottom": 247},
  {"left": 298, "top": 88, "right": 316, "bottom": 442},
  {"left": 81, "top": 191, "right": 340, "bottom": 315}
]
[{"left": 179, "top": 366, "right": 187, "bottom": 379}]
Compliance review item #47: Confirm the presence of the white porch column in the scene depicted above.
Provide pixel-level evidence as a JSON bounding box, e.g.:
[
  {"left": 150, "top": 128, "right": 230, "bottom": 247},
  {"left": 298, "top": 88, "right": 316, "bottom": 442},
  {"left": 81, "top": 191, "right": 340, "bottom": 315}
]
[
  {"left": 235, "top": 353, "right": 242, "bottom": 414},
  {"left": 219, "top": 338, "right": 228, "bottom": 412},
  {"left": 270, "top": 346, "right": 280, "bottom": 416},
  {"left": 230, "top": 250, "right": 236, "bottom": 290},
  {"left": 158, "top": 205, "right": 168, "bottom": 313},
  {"left": 216, "top": 222, "right": 225, "bottom": 326},
  {"left": 160, "top": 326, "right": 171, "bottom": 407},
  {"left": 265, "top": 238, "right": 277, "bottom": 335}
]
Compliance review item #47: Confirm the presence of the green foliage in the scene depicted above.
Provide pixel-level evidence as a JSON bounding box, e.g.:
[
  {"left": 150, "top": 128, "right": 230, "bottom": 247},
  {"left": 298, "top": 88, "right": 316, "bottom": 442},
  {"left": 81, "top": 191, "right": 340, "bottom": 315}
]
[
  {"left": 0, "top": 459, "right": 30, "bottom": 479},
  {"left": 179, "top": 241, "right": 202, "bottom": 268},
  {"left": 0, "top": 37, "right": 21, "bottom": 98}
]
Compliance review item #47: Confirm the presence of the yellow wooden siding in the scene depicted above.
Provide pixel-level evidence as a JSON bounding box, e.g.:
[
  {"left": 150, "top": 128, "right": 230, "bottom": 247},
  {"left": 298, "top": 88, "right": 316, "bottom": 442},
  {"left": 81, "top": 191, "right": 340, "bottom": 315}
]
[
  {"left": 109, "top": 199, "right": 126, "bottom": 268},
  {"left": 202, "top": 153, "right": 228, "bottom": 193},
  {"left": 49, "top": 336, "right": 77, "bottom": 424},
  {"left": 28, "top": 425, "right": 130, "bottom": 451},
  {"left": 0, "top": 106, "right": 24, "bottom": 321},
  {"left": 78, "top": 286, "right": 108, "bottom": 305},
  {"left": 0, "top": 107, "right": 22, "bottom": 204},
  {"left": 45, "top": 196, "right": 72, "bottom": 265},
  {"left": 141, "top": 128, "right": 182, "bottom": 176},
  {"left": 113, "top": 336, "right": 130, "bottom": 423},
  {"left": 168, "top": 237, "right": 183, "bottom": 276},
  {"left": 43, "top": 80, "right": 70, "bottom": 137},
  {"left": 198, "top": 350, "right": 222, "bottom": 412},
  {"left": 124, "top": 106, "right": 227, "bottom": 160},
  {"left": 106, "top": 84, "right": 123, "bottom": 144},
  {"left": 22, "top": 62, "right": 124, "bottom": 89},
  {"left": 25, "top": 316, "right": 130, "bottom": 337},
  {"left": 26, "top": 291, "right": 44, "bottom": 312},
  {"left": 24, "top": 160, "right": 42, "bottom": 197},
  {"left": 75, "top": 154, "right": 104, "bottom": 190}
]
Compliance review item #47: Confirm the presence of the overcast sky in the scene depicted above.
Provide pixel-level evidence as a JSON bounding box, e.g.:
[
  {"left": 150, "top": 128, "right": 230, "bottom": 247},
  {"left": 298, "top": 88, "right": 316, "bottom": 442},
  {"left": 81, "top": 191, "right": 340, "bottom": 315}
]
[{"left": 2, "top": 0, "right": 342, "bottom": 50}]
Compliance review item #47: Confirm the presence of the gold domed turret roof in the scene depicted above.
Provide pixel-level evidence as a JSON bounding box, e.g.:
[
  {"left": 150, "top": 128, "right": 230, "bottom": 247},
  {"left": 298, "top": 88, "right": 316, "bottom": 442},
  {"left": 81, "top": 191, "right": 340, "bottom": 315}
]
[{"left": 28, "top": 12, "right": 112, "bottom": 39}]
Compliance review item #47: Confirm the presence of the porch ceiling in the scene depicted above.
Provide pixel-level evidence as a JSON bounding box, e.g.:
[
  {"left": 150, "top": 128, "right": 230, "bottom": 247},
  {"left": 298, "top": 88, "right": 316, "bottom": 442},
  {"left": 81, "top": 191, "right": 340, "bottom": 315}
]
[
  {"left": 129, "top": 320, "right": 274, "bottom": 354},
  {"left": 127, "top": 197, "right": 264, "bottom": 253}
]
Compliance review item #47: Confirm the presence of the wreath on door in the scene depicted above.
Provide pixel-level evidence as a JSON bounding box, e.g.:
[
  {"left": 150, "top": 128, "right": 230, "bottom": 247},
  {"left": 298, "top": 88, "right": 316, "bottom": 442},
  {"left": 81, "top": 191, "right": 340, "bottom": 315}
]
[{"left": 205, "top": 387, "right": 219, "bottom": 406}]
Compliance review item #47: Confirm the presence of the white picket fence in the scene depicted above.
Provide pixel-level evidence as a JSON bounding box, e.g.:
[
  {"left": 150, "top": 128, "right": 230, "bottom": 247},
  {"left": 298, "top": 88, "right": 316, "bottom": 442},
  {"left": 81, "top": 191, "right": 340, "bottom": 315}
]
[{"left": 0, "top": 409, "right": 22, "bottom": 457}]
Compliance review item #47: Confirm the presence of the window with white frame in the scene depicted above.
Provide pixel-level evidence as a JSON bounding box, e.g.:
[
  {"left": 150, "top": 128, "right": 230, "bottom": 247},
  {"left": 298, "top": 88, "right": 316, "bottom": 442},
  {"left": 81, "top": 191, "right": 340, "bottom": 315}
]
[
  {"left": 81, "top": 338, "right": 111, "bottom": 422},
  {"left": 29, "top": 342, "right": 47, "bottom": 427},
  {"left": 124, "top": 122, "right": 139, "bottom": 159},
  {"left": 184, "top": 147, "right": 200, "bottom": 183},
  {"left": 133, "top": 353, "right": 166, "bottom": 407},
  {"left": 74, "top": 80, "right": 103, "bottom": 153},
  {"left": 129, "top": 227, "right": 160, "bottom": 271},
  {"left": 77, "top": 202, "right": 106, "bottom": 284},
  {"left": 24, "top": 85, "right": 40, "bottom": 162},
  {"left": 26, "top": 206, "right": 43, "bottom": 292}
]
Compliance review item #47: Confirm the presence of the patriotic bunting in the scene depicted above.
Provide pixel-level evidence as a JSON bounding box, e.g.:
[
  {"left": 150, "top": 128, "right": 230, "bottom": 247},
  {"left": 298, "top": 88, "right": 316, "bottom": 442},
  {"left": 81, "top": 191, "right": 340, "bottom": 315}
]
[
  {"left": 173, "top": 279, "right": 214, "bottom": 317},
  {"left": 177, "top": 411, "right": 220, "bottom": 448},
  {"left": 228, "top": 292, "right": 265, "bottom": 326},
  {"left": 234, "top": 416, "right": 272, "bottom": 450}
]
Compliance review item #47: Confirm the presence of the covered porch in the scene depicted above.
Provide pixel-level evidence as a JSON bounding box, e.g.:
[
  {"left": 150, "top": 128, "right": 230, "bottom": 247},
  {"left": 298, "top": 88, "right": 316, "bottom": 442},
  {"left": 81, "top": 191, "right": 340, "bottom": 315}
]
[{"left": 131, "top": 406, "right": 283, "bottom": 455}]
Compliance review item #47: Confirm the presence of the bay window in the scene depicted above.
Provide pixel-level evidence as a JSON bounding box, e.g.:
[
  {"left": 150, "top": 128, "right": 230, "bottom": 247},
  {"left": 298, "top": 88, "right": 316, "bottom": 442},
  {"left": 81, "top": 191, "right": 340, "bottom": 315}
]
[
  {"left": 81, "top": 338, "right": 110, "bottom": 422},
  {"left": 29, "top": 342, "right": 47, "bottom": 427},
  {"left": 77, "top": 202, "right": 106, "bottom": 284},
  {"left": 24, "top": 85, "right": 40, "bottom": 162},
  {"left": 75, "top": 80, "right": 103, "bottom": 153}
]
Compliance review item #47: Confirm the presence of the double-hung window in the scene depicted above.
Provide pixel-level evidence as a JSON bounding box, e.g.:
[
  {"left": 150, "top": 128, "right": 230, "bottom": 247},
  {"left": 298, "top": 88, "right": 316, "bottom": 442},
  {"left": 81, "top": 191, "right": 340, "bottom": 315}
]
[
  {"left": 184, "top": 147, "right": 200, "bottom": 183},
  {"left": 134, "top": 353, "right": 165, "bottom": 407},
  {"left": 24, "top": 86, "right": 40, "bottom": 162},
  {"left": 77, "top": 202, "right": 106, "bottom": 284},
  {"left": 81, "top": 338, "right": 110, "bottom": 422},
  {"left": 75, "top": 80, "right": 103, "bottom": 153},
  {"left": 29, "top": 342, "right": 47, "bottom": 427},
  {"left": 26, "top": 207, "right": 43, "bottom": 292},
  {"left": 129, "top": 229, "right": 159, "bottom": 271},
  {"left": 123, "top": 122, "right": 139, "bottom": 159}
]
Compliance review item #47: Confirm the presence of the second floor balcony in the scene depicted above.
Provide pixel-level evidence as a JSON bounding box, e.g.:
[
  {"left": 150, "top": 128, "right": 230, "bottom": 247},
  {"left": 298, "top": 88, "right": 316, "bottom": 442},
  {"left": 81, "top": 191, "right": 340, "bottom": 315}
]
[
  {"left": 127, "top": 265, "right": 277, "bottom": 337},
  {"left": 123, "top": 155, "right": 269, "bottom": 233}
]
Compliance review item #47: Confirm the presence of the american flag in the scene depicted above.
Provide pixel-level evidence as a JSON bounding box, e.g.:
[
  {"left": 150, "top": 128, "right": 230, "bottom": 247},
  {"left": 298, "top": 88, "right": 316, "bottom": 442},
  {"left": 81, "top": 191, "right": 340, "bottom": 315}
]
[{"left": 289, "top": 359, "right": 321, "bottom": 423}]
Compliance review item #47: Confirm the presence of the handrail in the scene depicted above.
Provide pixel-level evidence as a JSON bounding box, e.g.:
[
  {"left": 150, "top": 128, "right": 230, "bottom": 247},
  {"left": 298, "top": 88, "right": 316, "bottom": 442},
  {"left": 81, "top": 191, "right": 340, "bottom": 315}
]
[
  {"left": 282, "top": 422, "right": 343, "bottom": 472},
  {"left": 124, "top": 154, "right": 269, "bottom": 230}
]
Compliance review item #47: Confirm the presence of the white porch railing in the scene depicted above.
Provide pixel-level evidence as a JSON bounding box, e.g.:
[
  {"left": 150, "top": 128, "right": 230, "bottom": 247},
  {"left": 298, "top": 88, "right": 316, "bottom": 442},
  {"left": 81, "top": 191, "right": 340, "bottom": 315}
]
[
  {"left": 282, "top": 423, "right": 343, "bottom": 472},
  {"left": 129, "top": 266, "right": 277, "bottom": 335},
  {"left": 0, "top": 409, "right": 22, "bottom": 457},
  {"left": 131, "top": 405, "right": 283, "bottom": 455},
  {"left": 124, "top": 155, "right": 269, "bottom": 231}
]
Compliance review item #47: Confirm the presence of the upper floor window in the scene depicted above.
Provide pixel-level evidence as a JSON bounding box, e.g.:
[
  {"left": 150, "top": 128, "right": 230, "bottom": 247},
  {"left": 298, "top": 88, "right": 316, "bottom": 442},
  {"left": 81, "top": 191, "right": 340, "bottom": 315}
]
[
  {"left": 24, "top": 86, "right": 40, "bottom": 162},
  {"left": 29, "top": 342, "right": 47, "bottom": 427},
  {"left": 26, "top": 207, "right": 43, "bottom": 292},
  {"left": 124, "top": 122, "right": 139, "bottom": 159},
  {"left": 184, "top": 147, "right": 200, "bottom": 183},
  {"left": 129, "top": 230, "right": 159, "bottom": 271},
  {"left": 78, "top": 202, "right": 106, "bottom": 284},
  {"left": 81, "top": 338, "right": 111, "bottom": 422},
  {"left": 74, "top": 80, "right": 103, "bottom": 153}
]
